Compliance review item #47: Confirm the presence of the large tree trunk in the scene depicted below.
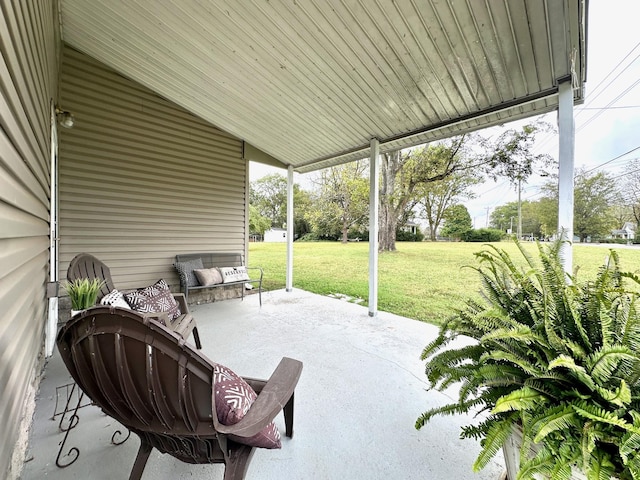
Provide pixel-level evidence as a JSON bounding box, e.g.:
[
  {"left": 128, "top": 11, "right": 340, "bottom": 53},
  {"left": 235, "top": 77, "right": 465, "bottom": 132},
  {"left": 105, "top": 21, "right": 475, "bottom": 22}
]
[{"left": 379, "top": 152, "right": 400, "bottom": 252}]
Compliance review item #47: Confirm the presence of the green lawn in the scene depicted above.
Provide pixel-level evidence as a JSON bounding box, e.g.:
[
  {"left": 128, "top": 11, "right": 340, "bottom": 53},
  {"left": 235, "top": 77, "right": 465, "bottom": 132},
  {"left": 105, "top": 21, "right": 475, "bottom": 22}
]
[{"left": 248, "top": 241, "right": 640, "bottom": 325}]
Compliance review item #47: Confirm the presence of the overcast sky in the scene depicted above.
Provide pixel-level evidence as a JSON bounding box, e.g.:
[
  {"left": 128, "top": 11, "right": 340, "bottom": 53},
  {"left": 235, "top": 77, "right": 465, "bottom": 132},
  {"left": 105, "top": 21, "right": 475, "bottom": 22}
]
[
  {"left": 251, "top": 0, "right": 640, "bottom": 229},
  {"left": 467, "top": 0, "right": 640, "bottom": 227}
]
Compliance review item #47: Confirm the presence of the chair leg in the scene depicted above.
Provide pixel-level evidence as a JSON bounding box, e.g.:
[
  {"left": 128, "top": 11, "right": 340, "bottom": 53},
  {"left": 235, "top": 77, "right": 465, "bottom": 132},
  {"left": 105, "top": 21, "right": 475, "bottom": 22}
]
[
  {"left": 223, "top": 444, "right": 255, "bottom": 480},
  {"left": 192, "top": 326, "right": 202, "bottom": 349},
  {"left": 284, "top": 392, "right": 295, "bottom": 438},
  {"left": 129, "top": 440, "right": 152, "bottom": 480}
]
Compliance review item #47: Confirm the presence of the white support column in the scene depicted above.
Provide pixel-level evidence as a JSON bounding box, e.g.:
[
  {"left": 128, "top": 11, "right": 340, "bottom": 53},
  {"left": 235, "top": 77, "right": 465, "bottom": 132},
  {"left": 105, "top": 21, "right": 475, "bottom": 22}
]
[
  {"left": 286, "top": 165, "right": 294, "bottom": 292},
  {"left": 557, "top": 80, "right": 575, "bottom": 275},
  {"left": 368, "top": 139, "right": 380, "bottom": 317}
]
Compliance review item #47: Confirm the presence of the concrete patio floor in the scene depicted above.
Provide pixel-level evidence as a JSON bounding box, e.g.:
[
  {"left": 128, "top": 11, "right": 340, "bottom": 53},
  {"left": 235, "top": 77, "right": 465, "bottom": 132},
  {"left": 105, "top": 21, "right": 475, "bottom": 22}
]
[{"left": 21, "top": 288, "right": 505, "bottom": 479}]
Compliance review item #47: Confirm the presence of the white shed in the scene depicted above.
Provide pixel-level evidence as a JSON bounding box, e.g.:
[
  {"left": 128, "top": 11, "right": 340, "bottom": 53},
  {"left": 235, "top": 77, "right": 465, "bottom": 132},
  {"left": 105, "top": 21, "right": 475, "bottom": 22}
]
[{"left": 264, "top": 228, "right": 288, "bottom": 243}]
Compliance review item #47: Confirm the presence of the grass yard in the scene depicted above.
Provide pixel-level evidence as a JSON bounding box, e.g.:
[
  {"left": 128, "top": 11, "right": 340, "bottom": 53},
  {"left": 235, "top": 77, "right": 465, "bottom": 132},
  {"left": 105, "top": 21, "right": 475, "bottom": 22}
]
[{"left": 248, "top": 241, "right": 640, "bottom": 326}]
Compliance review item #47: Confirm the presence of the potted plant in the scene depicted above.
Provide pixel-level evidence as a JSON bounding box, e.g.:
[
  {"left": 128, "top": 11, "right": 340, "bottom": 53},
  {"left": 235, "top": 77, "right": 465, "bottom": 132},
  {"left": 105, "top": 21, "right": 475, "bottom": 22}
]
[
  {"left": 63, "top": 278, "right": 105, "bottom": 316},
  {"left": 415, "top": 240, "right": 640, "bottom": 479}
]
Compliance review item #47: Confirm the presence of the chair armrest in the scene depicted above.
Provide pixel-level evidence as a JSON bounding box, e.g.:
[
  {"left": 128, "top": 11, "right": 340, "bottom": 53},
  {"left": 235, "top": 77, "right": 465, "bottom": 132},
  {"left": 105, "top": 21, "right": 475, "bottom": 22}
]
[
  {"left": 140, "top": 311, "right": 170, "bottom": 325},
  {"left": 212, "top": 357, "right": 302, "bottom": 438},
  {"left": 173, "top": 293, "right": 189, "bottom": 314}
]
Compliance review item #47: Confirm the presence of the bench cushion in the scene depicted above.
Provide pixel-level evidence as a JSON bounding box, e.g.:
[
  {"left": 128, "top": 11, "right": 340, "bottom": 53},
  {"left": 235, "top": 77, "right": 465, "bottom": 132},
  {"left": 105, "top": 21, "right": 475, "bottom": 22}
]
[
  {"left": 174, "top": 258, "right": 204, "bottom": 287},
  {"left": 194, "top": 267, "right": 223, "bottom": 286},
  {"left": 219, "top": 266, "right": 250, "bottom": 283}
]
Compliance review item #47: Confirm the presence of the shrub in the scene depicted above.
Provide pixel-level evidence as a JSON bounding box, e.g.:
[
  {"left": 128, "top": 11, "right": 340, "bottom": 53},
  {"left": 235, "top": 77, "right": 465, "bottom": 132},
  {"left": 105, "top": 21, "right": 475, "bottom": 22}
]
[
  {"left": 396, "top": 229, "right": 424, "bottom": 242},
  {"left": 462, "top": 228, "right": 505, "bottom": 242}
]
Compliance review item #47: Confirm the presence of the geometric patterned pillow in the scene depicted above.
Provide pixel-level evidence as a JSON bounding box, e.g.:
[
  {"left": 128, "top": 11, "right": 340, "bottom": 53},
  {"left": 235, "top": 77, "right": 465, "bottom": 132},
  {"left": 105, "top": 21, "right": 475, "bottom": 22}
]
[
  {"left": 123, "top": 279, "right": 181, "bottom": 321},
  {"left": 174, "top": 258, "right": 204, "bottom": 287},
  {"left": 213, "top": 362, "right": 282, "bottom": 449}
]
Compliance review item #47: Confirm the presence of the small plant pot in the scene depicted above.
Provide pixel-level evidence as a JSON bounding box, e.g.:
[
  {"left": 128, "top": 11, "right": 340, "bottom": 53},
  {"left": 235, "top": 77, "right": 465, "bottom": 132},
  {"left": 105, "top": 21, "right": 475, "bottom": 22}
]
[{"left": 70, "top": 309, "right": 84, "bottom": 317}]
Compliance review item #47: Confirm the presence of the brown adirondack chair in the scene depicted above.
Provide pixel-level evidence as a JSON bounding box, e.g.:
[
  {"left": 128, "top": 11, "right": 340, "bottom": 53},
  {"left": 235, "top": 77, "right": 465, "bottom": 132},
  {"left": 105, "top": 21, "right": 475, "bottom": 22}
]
[
  {"left": 66, "top": 253, "right": 201, "bottom": 349},
  {"left": 56, "top": 307, "right": 302, "bottom": 480}
]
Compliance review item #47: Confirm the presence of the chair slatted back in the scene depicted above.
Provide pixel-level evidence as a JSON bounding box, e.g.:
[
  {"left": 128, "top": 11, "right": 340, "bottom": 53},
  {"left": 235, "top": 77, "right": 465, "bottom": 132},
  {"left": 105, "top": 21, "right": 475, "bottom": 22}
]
[
  {"left": 57, "top": 307, "right": 216, "bottom": 438},
  {"left": 67, "top": 253, "right": 116, "bottom": 300}
]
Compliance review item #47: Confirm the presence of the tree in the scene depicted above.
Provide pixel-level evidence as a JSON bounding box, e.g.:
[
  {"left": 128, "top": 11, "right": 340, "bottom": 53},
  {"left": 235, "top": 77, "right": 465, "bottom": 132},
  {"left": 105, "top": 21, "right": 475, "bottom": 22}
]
[
  {"left": 379, "top": 137, "right": 471, "bottom": 251},
  {"left": 250, "top": 173, "right": 312, "bottom": 239},
  {"left": 416, "top": 171, "right": 479, "bottom": 241},
  {"left": 248, "top": 204, "right": 271, "bottom": 236},
  {"left": 378, "top": 122, "right": 552, "bottom": 251},
  {"left": 481, "top": 121, "right": 554, "bottom": 239},
  {"left": 306, "top": 161, "right": 369, "bottom": 243},
  {"left": 489, "top": 202, "right": 518, "bottom": 232},
  {"left": 490, "top": 201, "right": 547, "bottom": 238},
  {"left": 540, "top": 169, "right": 619, "bottom": 242},
  {"left": 250, "top": 174, "right": 288, "bottom": 228},
  {"left": 440, "top": 204, "right": 472, "bottom": 240},
  {"left": 622, "top": 159, "right": 640, "bottom": 228},
  {"left": 573, "top": 169, "right": 619, "bottom": 241}
]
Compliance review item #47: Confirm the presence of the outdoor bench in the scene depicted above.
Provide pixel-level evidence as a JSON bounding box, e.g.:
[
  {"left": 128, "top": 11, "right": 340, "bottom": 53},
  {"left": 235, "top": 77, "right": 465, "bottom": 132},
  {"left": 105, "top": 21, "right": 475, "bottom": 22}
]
[{"left": 174, "top": 252, "right": 263, "bottom": 306}]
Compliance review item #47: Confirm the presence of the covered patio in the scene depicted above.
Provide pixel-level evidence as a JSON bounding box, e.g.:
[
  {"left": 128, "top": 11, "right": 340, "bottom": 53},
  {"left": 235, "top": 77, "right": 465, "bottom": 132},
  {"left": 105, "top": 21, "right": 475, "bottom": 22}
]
[
  {"left": 22, "top": 290, "right": 505, "bottom": 479},
  {"left": 1, "top": 1, "right": 587, "bottom": 478}
]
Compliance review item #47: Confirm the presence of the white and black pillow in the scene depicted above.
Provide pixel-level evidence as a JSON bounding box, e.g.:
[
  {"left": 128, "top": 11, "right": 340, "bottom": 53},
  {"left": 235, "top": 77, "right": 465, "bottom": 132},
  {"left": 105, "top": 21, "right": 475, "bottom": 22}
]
[
  {"left": 219, "top": 266, "right": 250, "bottom": 283},
  {"left": 123, "top": 279, "right": 181, "bottom": 322},
  {"left": 100, "top": 289, "right": 131, "bottom": 309},
  {"left": 174, "top": 258, "right": 204, "bottom": 287}
]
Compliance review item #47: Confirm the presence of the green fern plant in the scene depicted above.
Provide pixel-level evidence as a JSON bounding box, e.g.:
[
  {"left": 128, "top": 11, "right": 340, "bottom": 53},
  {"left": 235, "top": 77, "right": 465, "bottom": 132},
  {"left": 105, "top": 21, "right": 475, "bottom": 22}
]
[
  {"left": 63, "top": 278, "right": 105, "bottom": 310},
  {"left": 416, "top": 240, "right": 640, "bottom": 479}
]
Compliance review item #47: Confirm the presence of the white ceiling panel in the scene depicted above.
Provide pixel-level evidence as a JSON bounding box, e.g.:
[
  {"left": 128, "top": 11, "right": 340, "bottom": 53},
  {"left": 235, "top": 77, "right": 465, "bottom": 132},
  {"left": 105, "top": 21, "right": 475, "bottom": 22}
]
[{"left": 59, "top": 0, "right": 587, "bottom": 173}]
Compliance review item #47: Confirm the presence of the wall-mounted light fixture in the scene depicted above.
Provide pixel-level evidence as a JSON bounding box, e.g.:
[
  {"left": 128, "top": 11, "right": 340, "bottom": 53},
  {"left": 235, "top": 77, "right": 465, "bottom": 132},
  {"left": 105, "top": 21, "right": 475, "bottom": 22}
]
[{"left": 55, "top": 106, "right": 75, "bottom": 128}]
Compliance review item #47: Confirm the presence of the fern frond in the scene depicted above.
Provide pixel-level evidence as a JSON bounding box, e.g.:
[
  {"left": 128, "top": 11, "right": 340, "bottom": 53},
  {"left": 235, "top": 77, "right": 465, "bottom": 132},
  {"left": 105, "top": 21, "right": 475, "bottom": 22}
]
[
  {"left": 594, "top": 379, "right": 631, "bottom": 407},
  {"left": 585, "top": 449, "right": 616, "bottom": 480},
  {"left": 572, "top": 401, "right": 637, "bottom": 433},
  {"left": 493, "top": 386, "right": 547, "bottom": 414},
  {"left": 587, "top": 345, "right": 635, "bottom": 385},
  {"left": 529, "top": 405, "right": 578, "bottom": 443},
  {"left": 620, "top": 431, "right": 640, "bottom": 464},
  {"left": 548, "top": 355, "right": 596, "bottom": 391},
  {"left": 472, "top": 416, "right": 517, "bottom": 471}
]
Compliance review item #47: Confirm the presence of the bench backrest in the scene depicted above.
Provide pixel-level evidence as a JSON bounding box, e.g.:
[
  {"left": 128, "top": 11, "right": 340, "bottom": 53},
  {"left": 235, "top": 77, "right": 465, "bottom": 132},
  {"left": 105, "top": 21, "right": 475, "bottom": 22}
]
[{"left": 175, "top": 252, "right": 244, "bottom": 269}]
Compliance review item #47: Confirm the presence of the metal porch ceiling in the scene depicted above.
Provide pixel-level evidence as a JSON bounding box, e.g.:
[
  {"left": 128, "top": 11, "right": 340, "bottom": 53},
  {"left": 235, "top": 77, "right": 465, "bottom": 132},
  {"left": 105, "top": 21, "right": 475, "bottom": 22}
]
[{"left": 59, "top": 0, "right": 587, "bottom": 173}]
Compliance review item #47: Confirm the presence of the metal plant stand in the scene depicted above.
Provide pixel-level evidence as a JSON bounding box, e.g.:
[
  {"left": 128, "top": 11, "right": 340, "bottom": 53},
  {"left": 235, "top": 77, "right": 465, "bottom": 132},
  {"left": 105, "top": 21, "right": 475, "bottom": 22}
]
[{"left": 52, "top": 382, "right": 131, "bottom": 468}]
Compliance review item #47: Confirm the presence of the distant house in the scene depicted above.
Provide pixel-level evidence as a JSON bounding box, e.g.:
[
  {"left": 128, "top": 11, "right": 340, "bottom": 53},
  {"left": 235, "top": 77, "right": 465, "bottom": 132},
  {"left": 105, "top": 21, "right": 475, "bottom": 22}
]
[
  {"left": 611, "top": 222, "right": 637, "bottom": 240},
  {"left": 400, "top": 221, "right": 419, "bottom": 235},
  {"left": 264, "top": 228, "right": 288, "bottom": 243}
]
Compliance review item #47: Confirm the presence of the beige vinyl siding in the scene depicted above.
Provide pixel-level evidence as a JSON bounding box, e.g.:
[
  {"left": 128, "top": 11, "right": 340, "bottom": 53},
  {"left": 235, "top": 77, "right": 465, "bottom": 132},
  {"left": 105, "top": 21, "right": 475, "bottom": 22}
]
[
  {"left": 0, "top": 0, "right": 59, "bottom": 477},
  {"left": 58, "top": 46, "right": 247, "bottom": 291}
]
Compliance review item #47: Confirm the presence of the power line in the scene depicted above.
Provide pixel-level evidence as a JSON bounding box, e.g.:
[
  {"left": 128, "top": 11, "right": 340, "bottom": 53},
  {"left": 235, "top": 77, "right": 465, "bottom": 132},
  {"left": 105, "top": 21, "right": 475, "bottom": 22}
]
[
  {"left": 611, "top": 167, "right": 640, "bottom": 180},
  {"left": 583, "top": 146, "right": 640, "bottom": 173},
  {"left": 577, "top": 77, "right": 640, "bottom": 132},
  {"left": 579, "top": 105, "right": 640, "bottom": 110},
  {"left": 530, "top": 42, "right": 640, "bottom": 154},
  {"left": 576, "top": 41, "right": 640, "bottom": 115}
]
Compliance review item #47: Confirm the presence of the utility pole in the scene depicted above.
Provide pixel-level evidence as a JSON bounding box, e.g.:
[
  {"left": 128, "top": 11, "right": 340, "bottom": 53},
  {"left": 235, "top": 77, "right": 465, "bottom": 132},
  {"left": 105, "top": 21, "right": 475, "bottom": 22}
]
[
  {"left": 485, "top": 207, "right": 490, "bottom": 228},
  {"left": 517, "top": 177, "right": 522, "bottom": 240}
]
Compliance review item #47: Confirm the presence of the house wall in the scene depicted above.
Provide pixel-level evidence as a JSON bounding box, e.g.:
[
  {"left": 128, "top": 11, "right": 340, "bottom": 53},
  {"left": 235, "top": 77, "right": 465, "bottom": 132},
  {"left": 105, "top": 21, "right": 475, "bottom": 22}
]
[
  {"left": 0, "top": 1, "right": 60, "bottom": 477},
  {"left": 58, "top": 46, "right": 247, "bottom": 293}
]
